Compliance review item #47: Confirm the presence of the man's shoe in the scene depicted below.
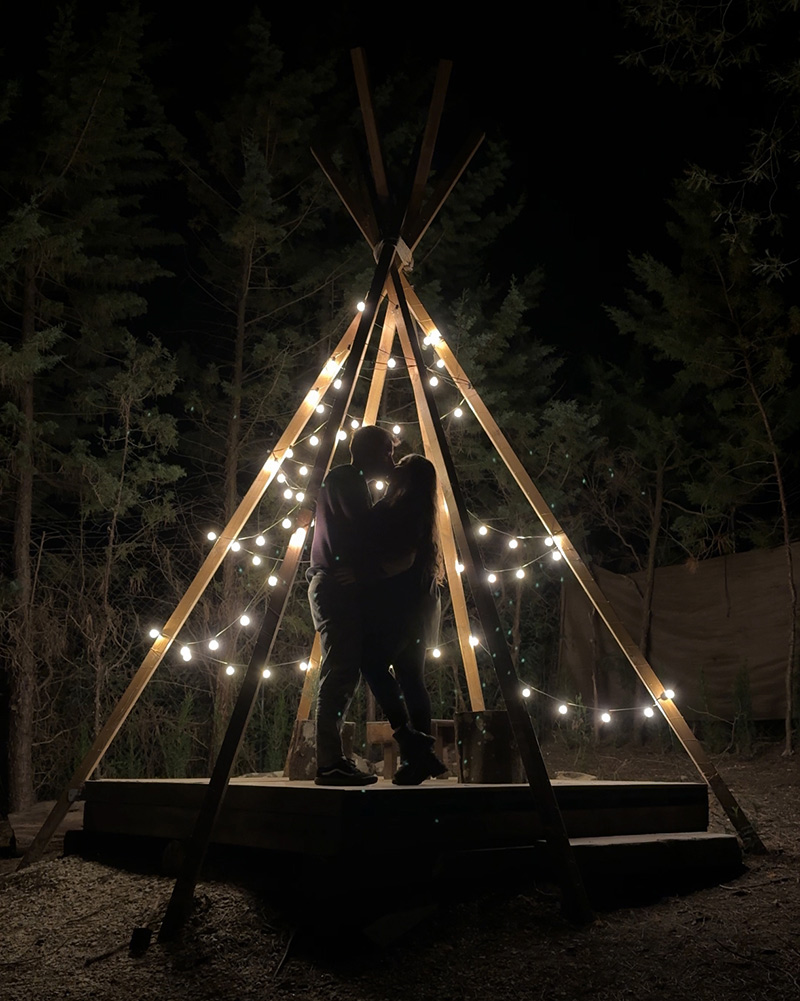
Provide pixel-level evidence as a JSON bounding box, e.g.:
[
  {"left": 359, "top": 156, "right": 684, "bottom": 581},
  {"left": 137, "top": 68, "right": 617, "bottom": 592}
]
[
  {"left": 315, "top": 758, "right": 377, "bottom": 786},
  {"left": 392, "top": 751, "right": 448, "bottom": 786}
]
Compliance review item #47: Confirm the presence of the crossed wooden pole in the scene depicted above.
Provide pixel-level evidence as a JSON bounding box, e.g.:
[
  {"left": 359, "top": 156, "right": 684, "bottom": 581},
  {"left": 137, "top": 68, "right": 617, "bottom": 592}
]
[{"left": 20, "top": 50, "right": 764, "bottom": 941}]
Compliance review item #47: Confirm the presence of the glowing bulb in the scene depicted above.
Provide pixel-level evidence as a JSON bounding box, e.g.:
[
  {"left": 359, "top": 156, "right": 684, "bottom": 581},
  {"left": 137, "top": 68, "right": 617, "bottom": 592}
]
[
  {"left": 282, "top": 518, "right": 292, "bottom": 529},
  {"left": 225, "top": 665, "right": 235, "bottom": 676},
  {"left": 285, "top": 448, "right": 293, "bottom": 459},
  {"left": 601, "top": 712, "right": 611, "bottom": 724},
  {"left": 148, "top": 628, "right": 160, "bottom": 639},
  {"left": 644, "top": 706, "right": 655, "bottom": 718},
  {"left": 453, "top": 407, "right": 463, "bottom": 418},
  {"left": 552, "top": 551, "right": 562, "bottom": 561},
  {"left": 268, "top": 575, "right": 278, "bottom": 587},
  {"left": 206, "top": 531, "right": 217, "bottom": 542},
  {"left": 387, "top": 357, "right": 396, "bottom": 369},
  {"left": 337, "top": 430, "right": 347, "bottom": 441},
  {"left": 180, "top": 646, "right": 191, "bottom": 661},
  {"left": 240, "top": 614, "right": 251, "bottom": 626},
  {"left": 334, "top": 378, "right": 342, "bottom": 390},
  {"left": 316, "top": 403, "right": 325, "bottom": 414},
  {"left": 662, "top": 689, "right": 675, "bottom": 701},
  {"left": 252, "top": 555, "right": 262, "bottom": 566},
  {"left": 264, "top": 457, "right": 278, "bottom": 474},
  {"left": 262, "top": 668, "right": 271, "bottom": 679},
  {"left": 515, "top": 568, "right": 525, "bottom": 579},
  {"left": 392, "top": 425, "right": 401, "bottom": 435},
  {"left": 478, "top": 525, "right": 488, "bottom": 536},
  {"left": 299, "top": 661, "right": 309, "bottom": 672},
  {"left": 356, "top": 301, "right": 366, "bottom": 312},
  {"left": 522, "top": 687, "right": 531, "bottom": 698},
  {"left": 468, "top": 635, "right": 479, "bottom": 647},
  {"left": 324, "top": 357, "right": 338, "bottom": 376},
  {"left": 208, "top": 639, "right": 219, "bottom": 651},
  {"left": 429, "top": 376, "right": 439, "bottom": 387},
  {"left": 432, "top": 648, "right": 441, "bottom": 659},
  {"left": 283, "top": 488, "right": 293, "bottom": 500},
  {"left": 230, "top": 541, "right": 241, "bottom": 552},
  {"left": 544, "top": 536, "right": 555, "bottom": 547},
  {"left": 256, "top": 535, "right": 266, "bottom": 547},
  {"left": 310, "top": 435, "right": 319, "bottom": 447},
  {"left": 277, "top": 473, "right": 286, "bottom": 484},
  {"left": 299, "top": 466, "right": 308, "bottom": 476},
  {"left": 423, "top": 328, "right": 441, "bottom": 346},
  {"left": 558, "top": 704, "right": 568, "bottom": 715},
  {"left": 456, "top": 562, "right": 464, "bottom": 574},
  {"left": 508, "top": 539, "right": 519, "bottom": 549},
  {"left": 307, "top": 389, "right": 319, "bottom": 404},
  {"left": 436, "top": 358, "right": 445, "bottom": 369},
  {"left": 375, "top": 480, "right": 385, "bottom": 491},
  {"left": 295, "top": 491, "right": 305, "bottom": 502},
  {"left": 487, "top": 573, "right": 497, "bottom": 583},
  {"left": 350, "top": 419, "right": 360, "bottom": 430}
]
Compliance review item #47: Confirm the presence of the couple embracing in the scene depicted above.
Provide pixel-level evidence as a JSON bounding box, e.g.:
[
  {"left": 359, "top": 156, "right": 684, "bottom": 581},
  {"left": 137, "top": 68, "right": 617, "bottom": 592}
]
[{"left": 307, "top": 425, "right": 447, "bottom": 786}]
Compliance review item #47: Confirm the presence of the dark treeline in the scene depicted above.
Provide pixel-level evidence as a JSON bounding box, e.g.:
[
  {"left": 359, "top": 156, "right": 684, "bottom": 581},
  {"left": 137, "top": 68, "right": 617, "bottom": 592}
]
[{"left": 1, "top": 3, "right": 799, "bottom": 812}]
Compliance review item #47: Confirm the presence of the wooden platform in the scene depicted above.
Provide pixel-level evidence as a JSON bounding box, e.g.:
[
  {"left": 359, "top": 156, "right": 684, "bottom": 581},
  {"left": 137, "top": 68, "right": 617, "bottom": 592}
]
[{"left": 75, "top": 775, "right": 743, "bottom": 898}]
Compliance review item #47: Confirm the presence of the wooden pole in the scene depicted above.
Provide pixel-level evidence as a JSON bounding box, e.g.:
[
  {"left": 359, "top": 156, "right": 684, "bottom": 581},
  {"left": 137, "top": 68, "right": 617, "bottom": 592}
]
[
  {"left": 392, "top": 270, "right": 593, "bottom": 923},
  {"left": 17, "top": 319, "right": 359, "bottom": 870},
  {"left": 158, "top": 240, "right": 401, "bottom": 941},
  {"left": 362, "top": 303, "right": 396, "bottom": 426},
  {"left": 400, "top": 273, "right": 766, "bottom": 855}
]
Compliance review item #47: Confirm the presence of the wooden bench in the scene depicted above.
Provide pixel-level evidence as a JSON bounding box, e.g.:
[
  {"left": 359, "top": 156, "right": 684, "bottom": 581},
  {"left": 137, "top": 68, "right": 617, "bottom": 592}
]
[{"left": 366, "top": 719, "right": 456, "bottom": 779}]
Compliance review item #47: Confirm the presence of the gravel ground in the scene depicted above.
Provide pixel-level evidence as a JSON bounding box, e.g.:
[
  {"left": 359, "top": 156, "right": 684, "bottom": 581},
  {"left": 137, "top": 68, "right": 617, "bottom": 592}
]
[{"left": 1, "top": 744, "right": 798, "bottom": 1001}]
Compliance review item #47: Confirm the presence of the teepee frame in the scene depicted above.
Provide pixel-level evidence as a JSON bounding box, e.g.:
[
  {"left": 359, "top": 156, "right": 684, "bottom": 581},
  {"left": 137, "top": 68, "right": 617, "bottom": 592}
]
[{"left": 21, "top": 51, "right": 763, "bottom": 939}]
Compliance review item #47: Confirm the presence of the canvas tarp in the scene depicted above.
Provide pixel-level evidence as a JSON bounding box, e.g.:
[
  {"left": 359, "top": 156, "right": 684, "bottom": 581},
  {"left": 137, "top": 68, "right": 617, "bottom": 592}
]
[{"left": 559, "top": 544, "right": 800, "bottom": 721}]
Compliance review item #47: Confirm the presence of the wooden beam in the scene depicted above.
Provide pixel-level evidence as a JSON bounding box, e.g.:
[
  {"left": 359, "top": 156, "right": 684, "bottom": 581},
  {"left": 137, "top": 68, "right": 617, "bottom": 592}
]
[
  {"left": 391, "top": 269, "right": 593, "bottom": 924},
  {"left": 362, "top": 301, "right": 395, "bottom": 426},
  {"left": 310, "top": 145, "right": 379, "bottom": 247},
  {"left": 18, "top": 317, "right": 360, "bottom": 870},
  {"left": 351, "top": 48, "right": 390, "bottom": 204},
  {"left": 399, "top": 273, "right": 767, "bottom": 856},
  {"left": 158, "top": 239, "right": 402, "bottom": 940},
  {"left": 404, "top": 60, "right": 452, "bottom": 228}
]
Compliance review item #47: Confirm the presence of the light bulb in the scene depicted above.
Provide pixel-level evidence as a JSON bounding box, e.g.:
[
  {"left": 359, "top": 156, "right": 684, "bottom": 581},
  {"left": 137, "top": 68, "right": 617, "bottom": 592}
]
[
  {"left": 263, "top": 457, "right": 278, "bottom": 473},
  {"left": 285, "top": 447, "right": 293, "bottom": 458},
  {"left": 357, "top": 301, "right": 366, "bottom": 312},
  {"left": 436, "top": 358, "right": 445, "bottom": 369},
  {"left": 429, "top": 376, "right": 439, "bottom": 387},
  {"left": 180, "top": 646, "right": 191, "bottom": 661},
  {"left": 252, "top": 555, "right": 262, "bottom": 566},
  {"left": 387, "top": 357, "right": 396, "bottom": 369},
  {"left": 350, "top": 419, "right": 360, "bottom": 430},
  {"left": 268, "top": 575, "right": 278, "bottom": 587},
  {"left": 282, "top": 518, "right": 292, "bottom": 529},
  {"left": 240, "top": 614, "right": 251, "bottom": 626},
  {"left": 375, "top": 480, "right": 385, "bottom": 491},
  {"left": 558, "top": 704, "right": 568, "bottom": 715},
  {"left": 468, "top": 635, "right": 479, "bottom": 647},
  {"left": 508, "top": 539, "right": 519, "bottom": 549},
  {"left": 522, "top": 687, "right": 531, "bottom": 698},
  {"left": 310, "top": 435, "right": 319, "bottom": 447},
  {"left": 432, "top": 648, "right": 441, "bottom": 659},
  {"left": 149, "top": 628, "right": 160, "bottom": 639},
  {"left": 206, "top": 531, "right": 217, "bottom": 542},
  {"left": 515, "top": 568, "right": 525, "bottom": 579},
  {"left": 552, "top": 551, "right": 562, "bottom": 561},
  {"left": 544, "top": 536, "right": 555, "bottom": 547},
  {"left": 334, "top": 378, "right": 342, "bottom": 390},
  {"left": 262, "top": 668, "right": 271, "bottom": 679},
  {"left": 208, "top": 639, "right": 219, "bottom": 651},
  {"left": 230, "top": 541, "right": 241, "bottom": 552},
  {"left": 225, "top": 665, "right": 235, "bottom": 676},
  {"left": 662, "top": 689, "right": 675, "bottom": 701},
  {"left": 456, "top": 562, "right": 464, "bottom": 574},
  {"left": 392, "top": 425, "right": 401, "bottom": 435},
  {"left": 601, "top": 712, "right": 611, "bottom": 724},
  {"left": 256, "top": 535, "right": 266, "bottom": 547},
  {"left": 299, "top": 661, "right": 309, "bottom": 672},
  {"left": 337, "top": 430, "right": 347, "bottom": 441},
  {"left": 487, "top": 573, "right": 497, "bottom": 584},
  {"left": 295, "top": 491, "right": 305, "bottom": 502},
  {"left": 316, "top": 403, "right": 325, "bottom": 414},
  {"left": 283, "top": 488, "right": 293, "bottom": 500},
  {"left": 453, "top": 407, "right": 463, "bottom": 418},
  {"left": 299, "top": 466, "right": 308, "bottom": 476},
  {"left": 277, "top": 473, "right": 286, "bottom": 483},
  {"left": 644, "top": 706, "right": 654, "bottom": 718},
  {"left": 324, "top": 358, "right": 338, "bottom": 376},
  {"left": 478, "top": 525, "right": 488, "bottom": 536},
  {"left": 307, "top": 389, "right": 319, "bottom": 404}
]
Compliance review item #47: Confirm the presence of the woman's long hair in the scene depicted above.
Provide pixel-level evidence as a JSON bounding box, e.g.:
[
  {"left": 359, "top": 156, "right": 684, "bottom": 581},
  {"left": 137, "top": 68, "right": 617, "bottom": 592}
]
[{"left": 377, "top": 454, "right": 444, "bottom": 584}]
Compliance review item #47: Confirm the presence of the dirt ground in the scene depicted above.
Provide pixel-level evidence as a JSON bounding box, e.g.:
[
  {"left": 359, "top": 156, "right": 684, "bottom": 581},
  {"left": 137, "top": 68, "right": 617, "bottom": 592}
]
[{"left": 1, "top": 743, "right": 798, "bottom": 1001}]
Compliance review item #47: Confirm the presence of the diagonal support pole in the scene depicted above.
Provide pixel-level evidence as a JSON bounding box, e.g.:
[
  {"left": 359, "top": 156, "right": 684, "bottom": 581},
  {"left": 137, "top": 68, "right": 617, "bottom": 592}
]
[
  {"left": 392, "top": 269, "right": 593, "bottom": 923},
  {"left": 399, "top": 273, "right": 766, "bottom": 855}
]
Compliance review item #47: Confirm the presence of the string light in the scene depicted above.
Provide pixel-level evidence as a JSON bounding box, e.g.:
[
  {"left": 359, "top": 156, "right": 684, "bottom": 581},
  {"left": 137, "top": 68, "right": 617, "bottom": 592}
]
[
  {"left": 661, "top": 689, "right": 675, "bottom": 701},
  {"left": 375, "top": 480, "right": 385, "bottom": 491},
  {"left": 432, "top": 648, "right": 441, "bottom": 658},
  {"left": 552, "top": 551, "right": 562, "bottom": 561},
  {"left": 309, "top": 435, "right": 319, "bottom": 446},
  {"left": 601, "top": 712, "right": 612, "bottom": 724},
  {"left": 225, "top": 665, "right": 235, "bottom": 676},
  {"left": 240, "top": 614, "right": 251, "bottom": 626},
  {"left": 277, "top": 473, "right": 286, "bottom": 484},
  {"left": 357, "top": 301, "right": 366, "bottom": 312},
  {"left": 268, "top": 575, "right": 278, "bottom": 587},
  {"left": 350, "top": 419, "right": 360, "bottom": 429},
  {"left": 429, "top": 376, "right": 439, "bottom": 387},
  {"left": 307, "top": 389, "right": 320, "bottom": 404},
  {"left": 557, "top": 704, "right": 568, "bottom": 715},
  {"left": 299, "top": 661, "right": 309, "bottom": 672},
  {"left": 508, "top": 539, "right": 519, "bottom": 549},
  {"left": 436, "top": 358, "right": 445, "bottom": 369},
  {"left": 256, "top": 535, "right": 266, "bottom": 547},
  {"left": 487, "top": 573, "right": 497, "bottom": 583},
  {"left": 262, "top": 668, "right": 271, "bottom": 679},
  {"left": 283, "top": 489, "right": 293, "bottom": 500},
  {"left": 285, "top": 448, "right": 293, "bottom": 459},
  {"left": 208, "top": 639, "right": 220, "bottom": 651},
  {"left": 252, "top": 555, "right": 262, "bottom": 566},
  {"left": 316, "top": 403, "right": 325, "bottom": 414},
  {"left": 230, "top": 541, "right": 241, "bottom": 552},
  {"left": 515, "top": 568, "right": 525, "bottom": 579},
  {"left": 468, "top": 635, "right": 479, "bottom": 647},
  {"left": 148, "top": 628, "right": 160, "bottom": 640},
  {"left": 453, "top": 407, "right": 463, "bottom": 418},
  {"left": 478, "top": 525, "right": 488, "bottom": 536},
  {"left": 299, "top": 466, "right": 308, "bottom": 476},
  {"left": 334, "top": 378, "right": 342, "bottom": 390},
  {"left": 206, "top": 531, "right": 217, "bottom": 542},
  {"left": 387, "top": 357, "right": 396, "bottom": 369},
  {"left": 522, "top": 687, "right": 531, "bottom": 698},
  {"left": 643, "top": 707, "right": 655, "bottom": 718},
  {"left": 180, "top": 646, "right": 192, "bottom": 662},
  {"left": 296, "top": 491, "right": 305, "bottom": 502},
  {"left": 544, "top": 536, "right": 555, "bottom": 547},
  {"left": 281, "top": 518, "right": 292, "bottom": 530},
  {"left": 455, "top": 562, "right": 465, "bottom": 574}
]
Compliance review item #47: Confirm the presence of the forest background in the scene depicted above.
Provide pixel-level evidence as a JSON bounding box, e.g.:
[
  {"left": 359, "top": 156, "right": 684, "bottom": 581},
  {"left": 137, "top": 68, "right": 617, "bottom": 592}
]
[{"left": 2, "top": 1, "right": 799, "bottom": 815}]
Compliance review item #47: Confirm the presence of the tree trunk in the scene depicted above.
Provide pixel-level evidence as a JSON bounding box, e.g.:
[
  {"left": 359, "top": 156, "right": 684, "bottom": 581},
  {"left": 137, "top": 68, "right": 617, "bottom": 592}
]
[
  {"left": 9, "top": 259, "right": 38, "bottom": 811},
  {"left": 638, "top": 458, "right": 664, "bottom": 660}
]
